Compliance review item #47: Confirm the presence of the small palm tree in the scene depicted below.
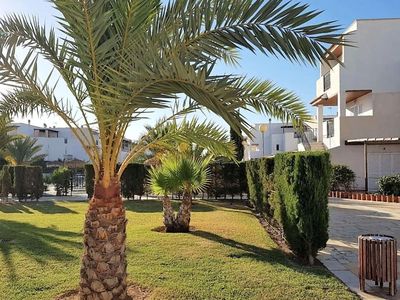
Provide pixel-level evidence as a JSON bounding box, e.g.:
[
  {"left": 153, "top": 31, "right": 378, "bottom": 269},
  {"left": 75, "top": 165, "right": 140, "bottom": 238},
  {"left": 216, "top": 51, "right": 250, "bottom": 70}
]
[
  {"left": 150, "top": 154, "right": 209, "bottom": 232},
  {"left": 149, "top": 164, "right": 177, "bottom": 232},
  {"left": 173, "top": 156, "right": 209, "bottom": 232},
  {"left": 149, "top": 118, "right": 234, "bottom": 231},
  {"left": 4, "top": 136, "right": 46, "bottom": 165}
]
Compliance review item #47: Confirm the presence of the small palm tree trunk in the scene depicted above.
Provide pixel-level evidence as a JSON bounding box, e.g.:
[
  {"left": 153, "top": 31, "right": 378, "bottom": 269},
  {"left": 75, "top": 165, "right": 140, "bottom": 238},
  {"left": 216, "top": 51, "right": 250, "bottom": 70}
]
[
  {"left": 162, "top": 195, "right": 175, "bottom": 232},
  {"left": 175, "top": 191, "right": 192, "bottom": 232},
  {"left": 79, "top": 179, "right": 128, "bottom": 300}
]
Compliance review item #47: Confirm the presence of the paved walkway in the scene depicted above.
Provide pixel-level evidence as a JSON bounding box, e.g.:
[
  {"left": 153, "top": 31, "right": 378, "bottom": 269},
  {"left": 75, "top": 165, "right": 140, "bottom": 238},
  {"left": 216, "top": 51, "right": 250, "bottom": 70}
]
[{"left": 318, "top": 198, "right": 400, "bottom": 299}]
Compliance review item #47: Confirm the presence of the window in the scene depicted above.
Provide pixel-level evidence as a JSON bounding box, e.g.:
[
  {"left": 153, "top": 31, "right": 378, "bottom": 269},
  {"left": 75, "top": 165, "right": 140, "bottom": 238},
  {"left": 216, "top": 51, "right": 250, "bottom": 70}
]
[
  {"left": 64, "top": 138, "right": 68, "bottom": 144},
  {"left": 323, "top": 72, "right": 331, "bottom": 91},
  {"left": 276, "top": 144, "right": 280, "bottom": 151}
]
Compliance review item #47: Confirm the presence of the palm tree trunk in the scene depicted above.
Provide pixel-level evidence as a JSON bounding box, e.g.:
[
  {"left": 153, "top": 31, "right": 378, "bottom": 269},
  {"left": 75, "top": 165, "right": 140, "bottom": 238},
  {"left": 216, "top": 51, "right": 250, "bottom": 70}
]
[
  {"left": 79, "top": 179, "right": 128, "bottom": 300},
  {"left": 175, "top": 191, "right": 192, "bottom": 232},
  {"left": 162, "top": 195, "right": 175, "bottom": 232}
]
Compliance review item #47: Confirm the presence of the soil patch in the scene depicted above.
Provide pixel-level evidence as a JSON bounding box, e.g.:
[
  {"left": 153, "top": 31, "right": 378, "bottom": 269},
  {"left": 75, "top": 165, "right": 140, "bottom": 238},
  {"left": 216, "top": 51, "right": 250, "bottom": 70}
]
[
  {"left": 254, "top": 210, "right": 325, "bottom": 266},
  {"left": 55, "top": 284, "right": 151, "bottom": 300},
  {"left": 151, "top": 225, "right": 196, "bottom": 233},
  {"left": 254, "top": 212, "right": 292, "bottom": 255}
]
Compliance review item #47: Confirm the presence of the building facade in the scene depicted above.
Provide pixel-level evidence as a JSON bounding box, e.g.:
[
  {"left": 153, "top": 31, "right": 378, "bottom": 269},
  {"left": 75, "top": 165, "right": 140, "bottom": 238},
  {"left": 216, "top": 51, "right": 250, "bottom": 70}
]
[
  {"left": 10, "top": 122, "right": 132, "bottom": 163},
  {"left": 243, "top": 121, "right": 300, "bottom": 160},
  {"left": 308, "top": 18, "right": 400, "bottom": 191}
]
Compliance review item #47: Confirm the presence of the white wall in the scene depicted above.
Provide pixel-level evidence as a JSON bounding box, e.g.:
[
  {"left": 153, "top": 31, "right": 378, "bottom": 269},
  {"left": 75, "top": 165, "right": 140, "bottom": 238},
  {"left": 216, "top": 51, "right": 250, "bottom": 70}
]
[
  {"left": 340, "top": 19, "right": 400, "bottom": 94},
  {"left": 245, "top": 123, "right": 299, "bottom": 160},
  {"left": 329, "top": 144, "right": 400, "bottom": 191},
  {"left": 10, "top": 123, "right": 131, "bottom": 162}
]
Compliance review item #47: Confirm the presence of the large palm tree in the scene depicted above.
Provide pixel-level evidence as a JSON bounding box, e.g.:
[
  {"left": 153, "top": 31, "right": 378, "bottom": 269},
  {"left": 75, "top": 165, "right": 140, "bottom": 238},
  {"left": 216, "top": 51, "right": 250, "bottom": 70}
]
[
  {"left": 0, "top": 0, "right": 343, "bottom": 298},
  {"left": 4, "top": 136, "right": 46, "bottom": 165}
]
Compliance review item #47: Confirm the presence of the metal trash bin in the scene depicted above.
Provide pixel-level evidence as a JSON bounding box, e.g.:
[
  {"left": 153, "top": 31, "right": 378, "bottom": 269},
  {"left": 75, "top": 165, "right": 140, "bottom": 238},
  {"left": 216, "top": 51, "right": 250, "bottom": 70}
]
[{"left": 358, "top": 234, "right": 397, "bottom": 296}]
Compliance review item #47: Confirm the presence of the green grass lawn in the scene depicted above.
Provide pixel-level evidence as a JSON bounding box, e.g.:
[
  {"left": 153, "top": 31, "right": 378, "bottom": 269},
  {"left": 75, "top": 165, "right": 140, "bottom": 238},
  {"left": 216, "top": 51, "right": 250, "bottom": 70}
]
[{"left": 0, "top": 199, "right": 356, "bottom": 300}]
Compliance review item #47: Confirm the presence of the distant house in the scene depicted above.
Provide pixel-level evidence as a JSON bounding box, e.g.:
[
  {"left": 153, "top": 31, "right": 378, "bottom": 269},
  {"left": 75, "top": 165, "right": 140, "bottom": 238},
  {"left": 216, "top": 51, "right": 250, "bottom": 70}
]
[
  {"left": 243, "top": 120, "right": 300, "bottom": 160},
  {"left": 305, "top": 18, "right": 400, "bottom": 191},
  {"left": 10, "top": 122, "right": 132, "bottom": 163}
]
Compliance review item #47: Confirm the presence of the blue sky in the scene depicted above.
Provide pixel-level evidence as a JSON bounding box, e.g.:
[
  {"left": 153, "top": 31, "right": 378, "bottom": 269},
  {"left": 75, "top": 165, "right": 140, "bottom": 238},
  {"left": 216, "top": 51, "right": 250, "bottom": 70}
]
[{"left": 1, "top": 0, "right": 399, "bottom": 139}]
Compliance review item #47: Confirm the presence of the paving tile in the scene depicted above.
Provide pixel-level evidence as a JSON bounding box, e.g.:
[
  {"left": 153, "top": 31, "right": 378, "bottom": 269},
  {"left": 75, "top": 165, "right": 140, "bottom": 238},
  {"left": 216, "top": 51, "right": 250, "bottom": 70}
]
[{"left": 318, "top": 198, "right": 400, "bottom": 300}]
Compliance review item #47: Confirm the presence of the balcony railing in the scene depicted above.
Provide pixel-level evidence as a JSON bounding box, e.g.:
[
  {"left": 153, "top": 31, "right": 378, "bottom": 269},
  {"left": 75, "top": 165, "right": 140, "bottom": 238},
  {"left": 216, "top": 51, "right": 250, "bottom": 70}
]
[
  {"left": 323, "top": 72, "right": 331, "bottom": 91},
  {"left": 298, "top": 128, "right": 317, "bottom": 151}
]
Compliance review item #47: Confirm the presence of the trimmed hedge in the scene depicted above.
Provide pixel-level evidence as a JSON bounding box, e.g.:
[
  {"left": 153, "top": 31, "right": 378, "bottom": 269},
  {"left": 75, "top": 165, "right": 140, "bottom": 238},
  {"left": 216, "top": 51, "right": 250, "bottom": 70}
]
[
  {"left": 274, "top": 152, "right": 331, "bottom": 264},
  {"left": 121, "top": 163, "right": 148, "bottom": 199},
  {"left": 85, "top": 164, "right": 149, "bottom": 199},
  {"left": 85, "top": 162, "right": 247, "bottom": 200},
  {"left": 206, "top": 162, "right": 247, "bottom": 200},
  {"left": 245, "top": 158, "right": 274, "bottom": 213},
  {"left": 245, "top": 152, "right": 331, "bottom": 264},
  {"left": 8, "top": 165, "right": 43, "bottom": 200},
  {"left": 84, "top": 164, "right": 95, "bottom": 198},
  {"left": 0, "top": 165, "right": 12, "bottom": 197}
]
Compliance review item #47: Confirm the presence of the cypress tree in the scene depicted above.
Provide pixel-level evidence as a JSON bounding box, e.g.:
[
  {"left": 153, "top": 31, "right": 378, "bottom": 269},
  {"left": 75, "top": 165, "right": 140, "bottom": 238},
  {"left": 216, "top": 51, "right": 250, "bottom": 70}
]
[{"left": 230, "top": 127, "right": 244, "bottom": 161}]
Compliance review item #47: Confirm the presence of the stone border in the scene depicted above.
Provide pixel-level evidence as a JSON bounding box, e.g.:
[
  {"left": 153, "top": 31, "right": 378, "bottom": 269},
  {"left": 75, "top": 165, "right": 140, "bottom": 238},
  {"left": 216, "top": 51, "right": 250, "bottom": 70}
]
[{"left": 329, "top": 191, "right": 400, "bottom": 203}]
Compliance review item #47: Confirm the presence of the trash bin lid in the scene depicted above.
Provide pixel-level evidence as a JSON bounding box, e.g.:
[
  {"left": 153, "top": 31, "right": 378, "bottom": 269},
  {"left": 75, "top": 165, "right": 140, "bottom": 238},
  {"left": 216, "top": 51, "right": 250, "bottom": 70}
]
[{"left": 359, "top": 234, "right": 395, "bottom": 241}]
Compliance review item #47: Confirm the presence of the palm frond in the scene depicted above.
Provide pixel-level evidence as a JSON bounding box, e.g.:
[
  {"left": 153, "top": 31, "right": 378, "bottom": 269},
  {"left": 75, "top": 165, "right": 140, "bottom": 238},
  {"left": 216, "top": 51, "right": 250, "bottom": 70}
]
[
  {"left": 4, "top": 136, "right": 46, "bottom": 165},
  {"left": 154, "top": 0, "right": 345, "bottom": 66}
]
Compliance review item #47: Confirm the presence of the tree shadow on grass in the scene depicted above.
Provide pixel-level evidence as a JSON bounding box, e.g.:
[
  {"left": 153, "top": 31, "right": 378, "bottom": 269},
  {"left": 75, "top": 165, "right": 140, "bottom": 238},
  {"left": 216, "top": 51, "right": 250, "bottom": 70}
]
[
  {"left": 0, "top": 219, "right": 82, "bottom": 280},
  {"left": 0, "top": 202, "right": 33, "bottom": 213},
  {"left": 190, "top": 230, "right": 337, "bottom": 279},
  {"left": 0, "top": 201, "right": 78, "bottom": 214},
  {"left": 124, "top": 199, "right": 215, "bottom": 213}
]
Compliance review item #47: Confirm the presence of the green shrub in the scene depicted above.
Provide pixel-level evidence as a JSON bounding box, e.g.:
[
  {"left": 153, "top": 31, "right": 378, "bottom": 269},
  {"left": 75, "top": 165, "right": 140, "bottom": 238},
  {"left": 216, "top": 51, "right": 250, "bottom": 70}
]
[
  {"left": 238, "top": 162, "right": 248, "bottom": 200},
  {"left": 206, "top": 163, "right": 224, "bottom": 199},
  {"left": 31, "top": 167, "right": 44, "bottom": 200},
  {"left": 331, "top": 165, "right": 355, "bottom": 191},
  {"left": 0, "top": 165, "right": 12, "bottom": 198},
  {"left": 202, "top": 162, "right": 247, "bottom": 200},
  {"left": 85, "top": 163, "right": 149, "bottom": 199},
  {"left": 14, "top": 166, "right": 26, "bottom": 200},
  {"left": 258, "top": 157, "right": 275, "bottom": 217},
  {"left": 84, "top": 164, "right": 95, "bottom": 198},
  {"left": 51, "top": 167, "right": 71, "bottom": 196},
  {"left": 245, "top": 159, "right": 262, "bottom": 209},
  {"left": 274, "top": 152, "right": 331, "bottom": 264},
  {"left": 378, "top": 174, "right": 400, "bottom": 196},
  {"left": 120, "top": 163, "right": 147, "bottom": 199}
]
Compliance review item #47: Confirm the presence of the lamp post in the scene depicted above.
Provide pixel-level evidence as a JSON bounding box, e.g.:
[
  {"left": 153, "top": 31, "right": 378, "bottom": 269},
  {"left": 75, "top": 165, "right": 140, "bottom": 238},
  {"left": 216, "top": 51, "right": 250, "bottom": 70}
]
[{"left": 259, "top": 124, "right": 268, "bottom": 157}]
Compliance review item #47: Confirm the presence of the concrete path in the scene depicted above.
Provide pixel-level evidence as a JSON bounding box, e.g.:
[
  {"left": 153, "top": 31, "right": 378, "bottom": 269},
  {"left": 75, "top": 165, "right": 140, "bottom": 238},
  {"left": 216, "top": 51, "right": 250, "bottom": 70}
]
[{"left": 318, "top": 198, "right": 400, "bottom": 299}]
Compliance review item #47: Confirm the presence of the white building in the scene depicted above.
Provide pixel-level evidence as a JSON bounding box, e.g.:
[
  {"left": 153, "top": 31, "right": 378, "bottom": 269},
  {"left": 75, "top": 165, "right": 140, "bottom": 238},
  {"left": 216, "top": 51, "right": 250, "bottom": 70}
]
[
  {"left": 10, "top": 122, "right": 132, "bottom": 163},
  {"left": 243, "top": 120, "right": 300, "bottom": 160},
  {"left": 306, "top": 18, "right": 400, "bottom": 191}
]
